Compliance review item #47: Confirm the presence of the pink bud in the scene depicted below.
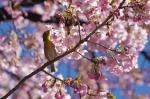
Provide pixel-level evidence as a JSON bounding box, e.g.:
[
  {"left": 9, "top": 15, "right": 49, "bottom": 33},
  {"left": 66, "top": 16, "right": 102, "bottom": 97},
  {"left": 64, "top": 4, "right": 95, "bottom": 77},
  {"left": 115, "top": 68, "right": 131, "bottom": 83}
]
[
  {"left": 42, "top": 82, "right": 48, "bottom": 93},
  {"left": 74, "top": 84, "right": 88, "bottom": 96},
  {"left": 55, "top": 91, "right": 65, "bottom": 99},
  {"left": 87, "top": 72, "right": 107, "bottom": 81}
]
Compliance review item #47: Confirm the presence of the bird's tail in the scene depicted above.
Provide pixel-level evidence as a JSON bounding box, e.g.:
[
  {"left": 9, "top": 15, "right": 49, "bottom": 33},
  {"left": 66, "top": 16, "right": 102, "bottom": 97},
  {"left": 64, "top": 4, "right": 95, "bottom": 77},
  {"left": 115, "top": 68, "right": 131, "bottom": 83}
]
[{"left": 51, "top": 63, "right": 56, "bottom": 72}]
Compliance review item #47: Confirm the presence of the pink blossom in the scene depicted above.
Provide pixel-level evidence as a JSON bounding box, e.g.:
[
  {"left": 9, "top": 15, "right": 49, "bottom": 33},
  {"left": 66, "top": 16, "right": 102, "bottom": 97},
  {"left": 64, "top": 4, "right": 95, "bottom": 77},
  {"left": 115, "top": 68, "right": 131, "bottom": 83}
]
[
  {"left": 73, "top": 84, "right": 88, "bottom": 97},
  {"left": 99, "top": 0, "right": 109, "bottom": 11},
  {"left": 87, "top": 72, "right": 107, "bottom": 81},
  {"left": 42, "top": 81, "right": 49, "bottom": 92},
  {"left": 55, "top": 90, "right": 65, "bottom": 99}
]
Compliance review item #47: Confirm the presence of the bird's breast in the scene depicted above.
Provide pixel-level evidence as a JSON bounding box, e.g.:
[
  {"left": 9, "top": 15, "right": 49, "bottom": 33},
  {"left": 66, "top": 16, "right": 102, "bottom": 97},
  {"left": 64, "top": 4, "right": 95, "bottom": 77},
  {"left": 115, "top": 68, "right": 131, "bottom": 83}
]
[{"left": 44, "top": 43, "right": 57, "bottom": 60}]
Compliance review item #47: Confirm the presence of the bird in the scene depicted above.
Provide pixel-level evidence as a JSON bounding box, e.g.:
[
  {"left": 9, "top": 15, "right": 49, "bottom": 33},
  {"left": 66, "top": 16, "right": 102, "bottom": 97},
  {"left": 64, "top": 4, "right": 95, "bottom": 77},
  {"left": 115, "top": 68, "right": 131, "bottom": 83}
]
[
  {"left": 63, "top": 4, "right": 76, "bottom": 35},
  {"left": 43, "top": 30, "right": 57, "bottom": 72}
]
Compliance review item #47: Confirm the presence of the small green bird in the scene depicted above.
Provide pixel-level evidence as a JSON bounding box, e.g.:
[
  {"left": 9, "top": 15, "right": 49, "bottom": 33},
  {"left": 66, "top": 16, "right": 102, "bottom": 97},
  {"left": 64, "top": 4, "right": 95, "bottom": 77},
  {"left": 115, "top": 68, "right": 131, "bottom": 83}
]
[
  {"left": 43, "top": 30, "right": 57, "bottom": 72},
  {"left": 63, "top": 4, "right": 76, "bottom": 35}
]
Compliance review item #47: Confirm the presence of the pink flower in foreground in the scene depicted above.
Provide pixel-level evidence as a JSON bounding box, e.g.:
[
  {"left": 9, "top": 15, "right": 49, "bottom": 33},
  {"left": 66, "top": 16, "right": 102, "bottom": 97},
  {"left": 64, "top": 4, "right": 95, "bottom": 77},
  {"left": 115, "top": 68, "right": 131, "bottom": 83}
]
[
  {"left": 55, "top": 90, "right": 65, "bottom": 99},
  {"left": 99, "top": 0, "right": 109, "bottom": 11},
  {"left": 87, "top": 72, "right": 107, "bottom": 82}
]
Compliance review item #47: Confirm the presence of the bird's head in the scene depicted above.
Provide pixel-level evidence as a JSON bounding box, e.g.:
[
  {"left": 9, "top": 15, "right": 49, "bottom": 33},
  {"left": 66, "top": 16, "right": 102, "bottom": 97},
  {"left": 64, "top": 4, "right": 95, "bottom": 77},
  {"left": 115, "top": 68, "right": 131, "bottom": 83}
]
[
  {"left": 63, "top": 4, "right": 73, "bottom": 17},
  {"left": 43, "top": 30, "right": 51, "bottom": 42}
]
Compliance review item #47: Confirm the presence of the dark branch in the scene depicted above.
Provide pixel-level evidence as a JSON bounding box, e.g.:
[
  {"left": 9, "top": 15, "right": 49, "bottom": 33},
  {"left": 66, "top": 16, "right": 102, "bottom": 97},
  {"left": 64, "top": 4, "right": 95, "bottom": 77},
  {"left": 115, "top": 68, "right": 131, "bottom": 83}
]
[
  {"left": 4, "top": 70, "right": 21, "bottom": 80},
  {"left": 0, "top": 8, "right": 88, "bottom": 26},
  {"left": 75, "top": 50, "right": 92, "bottom": 62},
  {"left": 11, "top": 0, "right": 47, "bottom": 8},
  {"left": 42, "top": 70, "right": 64, "bottom": 82},
  {"left": 19, "top": 0, "right": 46, "bottom": 7}
]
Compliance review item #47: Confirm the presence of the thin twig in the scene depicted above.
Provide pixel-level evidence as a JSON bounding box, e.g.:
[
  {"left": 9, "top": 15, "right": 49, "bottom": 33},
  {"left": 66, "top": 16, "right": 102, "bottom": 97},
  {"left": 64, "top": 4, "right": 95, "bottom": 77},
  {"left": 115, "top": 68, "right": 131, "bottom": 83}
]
[
  {"left": 3, "top": 69, "right": 21, "bottom": 80},
  {"left": 76, "top": 11, "right": 81, "bottom": 41},
  {"left": 75, "top": 50, "right": 92, "bottom": 62},
  {"left": 87, "top": 41, "right": 116, "bottom": 52},
  {"left": 87, "top": 41, "right": 121, "bottom": 65},
  {"left": 42, "top": 70, "right": 64, "bottom": 82}
]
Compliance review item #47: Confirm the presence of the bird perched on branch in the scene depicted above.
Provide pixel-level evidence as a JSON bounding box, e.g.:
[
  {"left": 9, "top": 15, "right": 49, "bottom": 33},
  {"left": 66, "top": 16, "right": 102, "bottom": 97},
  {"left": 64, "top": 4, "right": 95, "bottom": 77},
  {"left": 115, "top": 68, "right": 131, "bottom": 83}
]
[
  {"left": 43, "top": 30, "right": 57, "bottom": 72},
  {"left": 63, "top": 4, "right": 76, "bottom": 35}
]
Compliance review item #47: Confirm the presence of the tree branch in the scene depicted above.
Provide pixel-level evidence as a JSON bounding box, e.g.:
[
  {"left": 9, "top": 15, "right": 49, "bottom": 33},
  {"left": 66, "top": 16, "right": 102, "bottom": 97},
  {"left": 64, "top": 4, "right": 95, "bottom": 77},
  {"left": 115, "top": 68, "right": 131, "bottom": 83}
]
[
  {"left": 75, "top": 50, "right": 92, "bottom": 62},
  {"left": 87, "top": 41, "right": 116, "bottom": 52},
  {"left": 0, "top": 6, "right": 88, "bottom": 26},
  {"left": 42, "top": 70, "right": 64, "bottom": 82},
  {"left": 9, "top": 0, "right": 47, "bottom": 8},
  {"left": 4, "top": 69, "right": 21, "bottom": 80}
]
